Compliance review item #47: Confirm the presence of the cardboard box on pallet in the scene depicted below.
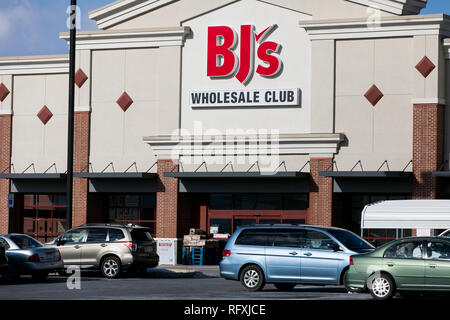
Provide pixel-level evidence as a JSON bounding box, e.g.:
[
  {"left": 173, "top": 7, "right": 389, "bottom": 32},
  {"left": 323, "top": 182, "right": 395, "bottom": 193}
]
[{"left": 183, "top": 233, "right": 208, "bottom": 247}]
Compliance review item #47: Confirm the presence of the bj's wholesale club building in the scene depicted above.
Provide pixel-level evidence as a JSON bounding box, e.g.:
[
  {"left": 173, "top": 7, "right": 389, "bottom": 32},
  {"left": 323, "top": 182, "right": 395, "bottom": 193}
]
[{"left": 0, "top": 0, "right": 449, "bottom": 247}]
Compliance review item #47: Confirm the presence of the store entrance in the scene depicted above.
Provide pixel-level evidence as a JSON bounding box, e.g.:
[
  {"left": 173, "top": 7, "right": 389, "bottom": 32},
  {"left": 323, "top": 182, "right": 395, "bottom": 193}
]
[
  {"left": 206, "top": 193, "right": 309, "bottom": 235},
  {"left": 22, "top": 194, "right": 67, "bottom": 243}
]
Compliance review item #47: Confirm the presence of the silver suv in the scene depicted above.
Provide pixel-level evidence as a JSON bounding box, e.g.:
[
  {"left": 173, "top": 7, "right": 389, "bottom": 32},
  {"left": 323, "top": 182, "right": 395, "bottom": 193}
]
[{"left": 46, "top": 224, "right": 159, "bottom": 279}]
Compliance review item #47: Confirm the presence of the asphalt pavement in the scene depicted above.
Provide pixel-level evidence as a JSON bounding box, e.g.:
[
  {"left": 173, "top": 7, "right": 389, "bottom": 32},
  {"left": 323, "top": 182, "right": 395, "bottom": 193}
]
[{"left": 0, "top": 265, "right": 374, "bottom": 300}]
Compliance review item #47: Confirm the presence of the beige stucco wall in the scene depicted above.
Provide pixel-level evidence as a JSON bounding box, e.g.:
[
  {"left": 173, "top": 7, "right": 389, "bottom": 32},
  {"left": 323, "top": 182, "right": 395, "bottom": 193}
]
[
  {"left": 180, "top": 0, "right": 312, "bottom": 136},
  {"left": 413, "top": 35, "right": 447, "bottom": 101},
  {"left": 310, "top": 40, "right": 335, "bottom": 134},
  {"left": 106, "top": 0, "right": 393, "bottom": 30},
  {"left": 11, "top": 74, "right": 69, "bottom": 173},
  {"left": 106, "top": 0, "right": 237, "bottom": 29},
  {"left": 310, "top": 0, "right": 394, "bottom": 19},
  {"left": 334, "top": 37, "right": 414, "bottom": 171},
  {"left": 89, "top": 47, "right": 181, "bottom": 172},
  {"left": 179, "top": 154, "right": 310, "bottom": 173},
  {"left": 75, "top": 50, "right": 91, "bottom": 109}
]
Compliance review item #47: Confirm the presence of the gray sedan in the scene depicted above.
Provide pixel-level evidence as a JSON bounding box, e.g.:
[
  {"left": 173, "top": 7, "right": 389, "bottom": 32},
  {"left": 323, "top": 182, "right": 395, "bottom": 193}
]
[{"left": 0, "top": 234, "right": 64, "bottom": 282}]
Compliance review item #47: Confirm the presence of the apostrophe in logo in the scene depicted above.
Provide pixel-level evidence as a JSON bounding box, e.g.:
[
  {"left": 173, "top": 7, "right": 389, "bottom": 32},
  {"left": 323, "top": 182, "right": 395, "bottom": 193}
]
[{"left": 207, "top": 24, "right": 282, "bottom": 85}]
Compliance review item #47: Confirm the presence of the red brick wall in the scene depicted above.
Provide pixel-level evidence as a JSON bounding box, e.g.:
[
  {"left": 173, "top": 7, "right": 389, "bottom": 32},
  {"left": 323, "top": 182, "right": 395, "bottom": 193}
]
[
  {"left": 308, "top": 158, "right": 333, "bottom": 226},
  {"left": 156, "top": 159, "right": 179, "bottom": 238},
  {"left": 72, "top": 111, "right": 90, "bottom": 227},
  {"left": 0, "top": 115, "right": 11, "bottom": 233},
  {"left": 412, "top": 103, "right": 445, "bottom": 199}
]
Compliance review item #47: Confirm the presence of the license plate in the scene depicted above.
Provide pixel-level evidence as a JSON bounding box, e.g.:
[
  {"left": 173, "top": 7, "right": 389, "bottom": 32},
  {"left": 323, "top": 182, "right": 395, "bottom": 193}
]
[
  {"left": 144, "top": 246, "right": 153, "bottom": 253},
  {"left": 42, "top": 252, "right": 56, "bottom": 262}
]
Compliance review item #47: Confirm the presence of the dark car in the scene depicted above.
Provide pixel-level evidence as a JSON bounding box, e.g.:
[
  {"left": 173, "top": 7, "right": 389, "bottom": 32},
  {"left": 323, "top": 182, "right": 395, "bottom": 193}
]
[{"left": 0, "top": 240, "right": 7, "bottom": 277}]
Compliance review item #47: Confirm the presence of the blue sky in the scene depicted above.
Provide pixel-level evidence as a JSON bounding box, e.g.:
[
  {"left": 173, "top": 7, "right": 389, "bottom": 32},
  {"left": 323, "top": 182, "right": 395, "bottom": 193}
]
[{"left": 0, "top": 0, "right": 448, "bottom": 57}]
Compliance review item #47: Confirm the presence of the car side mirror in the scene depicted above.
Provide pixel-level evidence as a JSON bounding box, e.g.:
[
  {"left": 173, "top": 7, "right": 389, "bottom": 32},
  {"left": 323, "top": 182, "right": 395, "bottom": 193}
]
[{"left": 57, "top": 239, "right": 66, "bottom": 246}]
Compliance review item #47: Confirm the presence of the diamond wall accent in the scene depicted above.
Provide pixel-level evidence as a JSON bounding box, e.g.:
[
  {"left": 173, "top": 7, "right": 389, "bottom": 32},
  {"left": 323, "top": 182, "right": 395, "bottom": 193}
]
[
  {"left": 416, "top": 56, "right": 435, "bottom": 78},
  {"left": 364, "top": 85, "right": 384, "bottom": 106},
  {"left": 37, "top": 106, "right": 53, "bottom": 125},
  {"left": 75, "top": 68, "right": 88, "bottom": 88},
  {"left": 0, "top": 83, "right": 10, "bottom": 102},
  {"left": 116, "top": 92, "right": 134, "bottom": 112}
]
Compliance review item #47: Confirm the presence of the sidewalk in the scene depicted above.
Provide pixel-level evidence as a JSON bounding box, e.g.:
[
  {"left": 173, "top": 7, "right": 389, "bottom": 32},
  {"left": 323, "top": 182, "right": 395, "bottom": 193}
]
[{"left": 157, "top": 264, "right": 219, "bottom": 271}]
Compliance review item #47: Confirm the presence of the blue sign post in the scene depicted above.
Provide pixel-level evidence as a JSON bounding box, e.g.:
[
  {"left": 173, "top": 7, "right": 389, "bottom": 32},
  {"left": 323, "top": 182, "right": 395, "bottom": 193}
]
[{"left": 7, "top": 194, "right": 14, "bottom": 209}]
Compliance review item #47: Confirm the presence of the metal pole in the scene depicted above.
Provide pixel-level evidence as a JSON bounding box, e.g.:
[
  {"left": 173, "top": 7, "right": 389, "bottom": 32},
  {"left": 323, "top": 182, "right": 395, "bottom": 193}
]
[{"left": 66, "top": 0, "right": 77, "bottom": 230}]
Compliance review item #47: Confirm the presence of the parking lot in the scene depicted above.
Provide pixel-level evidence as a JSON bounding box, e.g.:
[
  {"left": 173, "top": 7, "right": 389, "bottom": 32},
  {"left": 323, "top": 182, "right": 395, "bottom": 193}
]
[{"left": 0, "top": 265, "right": 374, "bottom": 301}]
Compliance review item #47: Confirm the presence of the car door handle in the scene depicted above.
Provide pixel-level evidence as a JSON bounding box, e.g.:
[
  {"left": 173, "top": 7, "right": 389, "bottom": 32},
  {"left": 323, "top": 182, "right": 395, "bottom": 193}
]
[
  {"left": 74, "top": 245, "right": 81, "bottom": 249},
  {"left": 289, "top": 252, "right": 298, "bottom": 256},
  {"left": 304, "top": 252, "right": 312, "bottom": 257},
  {"left": 429, "top": 264, "right": 437, "bottom": 269},
  {"left": 100, "top": 244, "right": 107, "bottom": 247},
  {"left": 387, "top": 262, "right": 395, "bottom": 267}
]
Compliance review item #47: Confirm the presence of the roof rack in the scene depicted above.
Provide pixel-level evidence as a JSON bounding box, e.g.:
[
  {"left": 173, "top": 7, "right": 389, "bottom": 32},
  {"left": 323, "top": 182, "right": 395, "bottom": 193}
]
[{"left": 80, "top": 223, "right": 147, "bottom": 229}]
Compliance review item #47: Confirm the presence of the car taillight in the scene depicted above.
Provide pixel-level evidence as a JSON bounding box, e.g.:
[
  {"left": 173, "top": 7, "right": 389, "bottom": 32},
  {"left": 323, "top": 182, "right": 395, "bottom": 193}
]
[
  {"left": 350, "top": 256, "right": 354, "bottom": 265},
  {"left": 223, "top": 250, "right": 231, "bottom": 258},
  {"left": 28, "top": 254, "right": 40, "bottom": 262},
  {"left": 124, "top": 242, "right": 137, "bottom": 252}
]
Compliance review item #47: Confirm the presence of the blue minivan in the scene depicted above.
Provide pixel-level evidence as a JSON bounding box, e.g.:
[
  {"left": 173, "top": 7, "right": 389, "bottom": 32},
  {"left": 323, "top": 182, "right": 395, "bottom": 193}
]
[{"left": 220, "top": 225, "right": 374, "bottom": 291}]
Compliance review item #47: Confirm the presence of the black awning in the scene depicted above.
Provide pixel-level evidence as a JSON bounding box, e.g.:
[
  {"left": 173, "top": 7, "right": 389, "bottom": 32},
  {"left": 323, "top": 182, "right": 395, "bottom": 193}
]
[
  {"left": 0, "top": 173, "right": 66, "bottom": 179},
  {"left": 73, "top": 172, "right": 157, "bottom": 179},
  {"left": 432, "top": 172, "right": 450, "bottom": 178},
  {"left": 319, "top": 171, "right": 412, "bottom": 178},
  {"left": 164, "top": 171, "right": 309, "bottom": 179}
]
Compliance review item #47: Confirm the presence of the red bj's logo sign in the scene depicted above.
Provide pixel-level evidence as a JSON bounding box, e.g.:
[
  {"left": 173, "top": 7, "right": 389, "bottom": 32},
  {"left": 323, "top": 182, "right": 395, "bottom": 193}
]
[{"left": 207, "top": 24, "right": 282, "bottom": 85}]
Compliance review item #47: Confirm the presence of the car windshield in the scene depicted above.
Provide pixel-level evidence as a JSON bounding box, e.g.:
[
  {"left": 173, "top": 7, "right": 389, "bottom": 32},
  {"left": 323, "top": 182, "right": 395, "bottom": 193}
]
[
  {"left": 9, "top": 235, "right": 43, "bottom": 249},
  {"left": 441, "top": 230, "right": 450, "bottom": 237},
  {"left": 327, "top": 229, "right": 374, "bottom": 250}
]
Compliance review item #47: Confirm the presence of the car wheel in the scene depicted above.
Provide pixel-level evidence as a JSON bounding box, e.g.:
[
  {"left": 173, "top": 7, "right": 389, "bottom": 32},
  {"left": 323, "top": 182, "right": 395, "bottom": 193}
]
[
  {"left": 368, "top": 273, "right": 395, "bottom": 300},
  {"left": 101, "top": 256, "right": 121, "bottom": 279},
  {"left": 274, "top": 283, "right": 296, "bottom": 291},
  {"left": 32, "top": 271, "right": 49, "bottom": 282},
  {"left": 57, "top": 269, "right": 68, "bottom": 277},
  {"left": 240, "top": 265, "right": 265, "bottom": 292}
]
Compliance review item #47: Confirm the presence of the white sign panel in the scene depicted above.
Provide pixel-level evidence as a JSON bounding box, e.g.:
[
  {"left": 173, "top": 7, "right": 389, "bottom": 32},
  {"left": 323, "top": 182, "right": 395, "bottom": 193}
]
[
  {"left": 156, "top": 238, "right": 178, "bottom": 265},
  {"left": 190, "top": 88, "right": 300, "bottom": 108}
]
